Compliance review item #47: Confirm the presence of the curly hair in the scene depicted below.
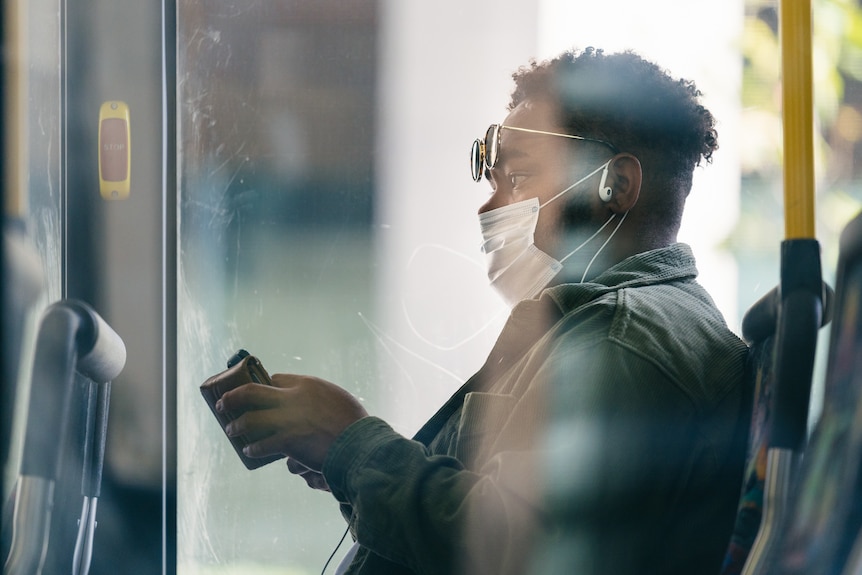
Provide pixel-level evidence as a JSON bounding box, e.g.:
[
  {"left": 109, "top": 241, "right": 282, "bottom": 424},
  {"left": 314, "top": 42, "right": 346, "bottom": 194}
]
[{"left": 509, "top": 48, "right": 718, "bottom": 228}]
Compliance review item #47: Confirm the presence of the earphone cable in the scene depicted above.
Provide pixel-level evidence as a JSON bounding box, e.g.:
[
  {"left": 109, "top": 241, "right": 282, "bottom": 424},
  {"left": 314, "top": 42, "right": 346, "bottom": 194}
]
[{"left": 321, "top": 522, "right": 353, "bottom": 575}]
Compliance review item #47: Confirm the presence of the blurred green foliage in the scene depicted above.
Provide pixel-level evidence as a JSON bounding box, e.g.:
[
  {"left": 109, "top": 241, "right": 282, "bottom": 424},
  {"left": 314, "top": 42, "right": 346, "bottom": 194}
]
[{"left": 734, "top": 0, "right": 862, "bottom": 264}]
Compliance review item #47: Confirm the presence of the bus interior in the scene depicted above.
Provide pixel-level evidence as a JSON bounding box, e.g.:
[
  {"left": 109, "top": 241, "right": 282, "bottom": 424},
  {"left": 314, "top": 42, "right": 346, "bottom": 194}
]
[{"left": 3, "top": 1, "right": 862, "bottom": 574}]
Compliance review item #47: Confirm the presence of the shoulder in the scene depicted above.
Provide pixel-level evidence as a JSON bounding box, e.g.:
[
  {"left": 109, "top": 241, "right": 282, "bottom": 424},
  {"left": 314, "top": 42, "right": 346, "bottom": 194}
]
[
  {"left": 618, "top": 280, "right": 747, "bottom": 396},
  {"left": 546, "top": 278, "right": 748, "bottom": 407}
]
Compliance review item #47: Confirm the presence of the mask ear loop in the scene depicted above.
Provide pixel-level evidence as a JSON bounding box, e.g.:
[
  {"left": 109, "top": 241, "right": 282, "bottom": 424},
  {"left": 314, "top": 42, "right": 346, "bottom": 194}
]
[
  {"left": 579, "top": 210, "right": 628, "bottom": 282},
  {"left": 538, "top": 158, "right": 621, "bottom": 282},
  {"left": 539, "top": 160, "right": 612, "bottom": 209},
  {"left": 558, "top": 213, "right": 617, "bottom": 265}
]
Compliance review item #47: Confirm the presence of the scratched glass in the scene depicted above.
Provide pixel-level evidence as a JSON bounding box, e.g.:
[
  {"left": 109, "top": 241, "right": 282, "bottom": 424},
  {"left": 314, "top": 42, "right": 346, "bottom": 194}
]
[{"left": 174, "top": 3, "right": 512, "bottom": 573}]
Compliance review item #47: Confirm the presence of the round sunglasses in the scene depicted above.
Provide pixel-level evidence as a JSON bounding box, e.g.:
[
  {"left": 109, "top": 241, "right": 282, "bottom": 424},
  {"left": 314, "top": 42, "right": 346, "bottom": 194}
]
[{"left": 470, "top": 124, "right": 618, "bottom": 182}]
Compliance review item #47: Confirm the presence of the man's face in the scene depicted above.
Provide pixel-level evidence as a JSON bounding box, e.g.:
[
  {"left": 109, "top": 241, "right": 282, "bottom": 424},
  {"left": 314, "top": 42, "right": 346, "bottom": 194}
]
[{"left": 479, "top": 99, "right": 607, "bottom": 260}]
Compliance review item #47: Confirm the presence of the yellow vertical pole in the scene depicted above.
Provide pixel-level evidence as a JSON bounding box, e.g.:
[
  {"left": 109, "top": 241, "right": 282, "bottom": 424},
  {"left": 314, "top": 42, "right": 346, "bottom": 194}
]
[
  {"left": 780, "top": 0, "right": 816, "bottom": 240},
  {"left": 741, "top": 5, "right": 823, "bottom": 574}
]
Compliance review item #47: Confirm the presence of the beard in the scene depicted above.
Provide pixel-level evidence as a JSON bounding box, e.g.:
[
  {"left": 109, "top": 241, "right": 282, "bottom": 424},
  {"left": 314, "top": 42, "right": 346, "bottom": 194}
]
[
  {"left": 552, "top": 189, "right": 614, "bottom": 283},
  {"left": 561, "top": 187, "right": 594, "bottom": 229}
]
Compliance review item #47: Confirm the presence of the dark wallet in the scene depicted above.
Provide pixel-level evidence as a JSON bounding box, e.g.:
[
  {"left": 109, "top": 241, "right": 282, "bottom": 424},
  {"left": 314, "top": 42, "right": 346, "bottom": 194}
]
[{"left": 200, "top": 349, "right": 285, "bottom": 470}]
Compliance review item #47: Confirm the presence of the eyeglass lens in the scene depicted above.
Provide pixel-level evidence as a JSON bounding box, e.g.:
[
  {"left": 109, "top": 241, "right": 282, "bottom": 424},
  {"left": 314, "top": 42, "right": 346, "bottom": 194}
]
[
  {"left": 471, "top": 138, "right": 484, "bottom": 182},
  {"left": 484, "top": 125, "right": 499, "bottom": 171},
  {"left": 470, "top": 124, "right": 502, "bottom": 182}
]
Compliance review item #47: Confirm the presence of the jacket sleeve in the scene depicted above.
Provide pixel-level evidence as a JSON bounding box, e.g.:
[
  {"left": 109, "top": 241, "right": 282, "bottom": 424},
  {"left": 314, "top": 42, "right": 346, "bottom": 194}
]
[
  {"left": 320, "top": 331, "right": 713, "bottom": 575},
  {"left": 322, "top": 414, "right": 546, "bottom": 575}
]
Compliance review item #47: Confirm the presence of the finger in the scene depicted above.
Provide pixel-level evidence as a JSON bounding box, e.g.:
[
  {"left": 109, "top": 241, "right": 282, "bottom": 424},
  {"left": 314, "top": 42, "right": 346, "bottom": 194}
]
[
  {"left": 286, "top": 457, "right": 311, "bottom": 475},
  {"left": 217, "top": 382, "right": 282, "bottom": 414},
  {"left": 286, "top": 458, "right": 330, "bottom": 491},
  {"left": 270, "top": 373, "right": 313, "bottom": 390},
  {"left": 243, "top": 433, "right": 288, "bottom": 459},
  {"left": 304, "top": 473, "right": 330, "bottom": 492},
  {"left": 227, "top": 407, "right": 291, "bottom": 444}
]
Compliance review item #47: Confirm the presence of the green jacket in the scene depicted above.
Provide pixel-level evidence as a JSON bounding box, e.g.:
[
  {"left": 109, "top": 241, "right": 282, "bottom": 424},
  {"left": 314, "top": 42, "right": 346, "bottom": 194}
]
[{"left": 322, "top": 243, "right": 749, "bottom": 575}]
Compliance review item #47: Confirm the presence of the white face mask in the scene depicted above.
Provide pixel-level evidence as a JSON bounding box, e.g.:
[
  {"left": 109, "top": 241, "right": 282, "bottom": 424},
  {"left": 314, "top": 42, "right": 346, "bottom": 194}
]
[{"left": 478, "top": 160, "right": 627, "bottom": 307}]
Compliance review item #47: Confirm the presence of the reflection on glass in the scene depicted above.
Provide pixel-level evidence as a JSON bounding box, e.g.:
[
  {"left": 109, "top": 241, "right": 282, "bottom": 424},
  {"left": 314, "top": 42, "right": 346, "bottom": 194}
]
[
  {"left": 4, "top": 0, "right": 63, "bottom": 498},
  {"left": 175, "top": 2, "right": 765, "bottom": 574},
  {"left": 176, "top": 3, "right": 379, "bottom": 572}
]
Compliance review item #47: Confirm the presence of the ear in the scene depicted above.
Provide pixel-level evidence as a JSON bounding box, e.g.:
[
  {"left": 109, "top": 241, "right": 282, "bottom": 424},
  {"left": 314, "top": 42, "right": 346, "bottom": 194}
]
[{"left": 604, "top": 154, "right": 641, "bottom": 213}]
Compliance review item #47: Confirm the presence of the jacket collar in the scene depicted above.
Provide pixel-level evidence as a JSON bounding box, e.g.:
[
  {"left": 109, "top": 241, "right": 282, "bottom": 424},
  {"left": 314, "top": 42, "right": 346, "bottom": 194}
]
[
  {"left": 542, "top": 243, "right": 699, "bottom": 315},
  {"left": 412, "top": 243, "right": 698, "bottom": 445}
]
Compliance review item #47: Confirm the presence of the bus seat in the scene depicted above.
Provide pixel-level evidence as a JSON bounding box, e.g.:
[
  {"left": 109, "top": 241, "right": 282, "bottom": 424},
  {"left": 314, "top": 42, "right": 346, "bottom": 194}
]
[
  {"left": 721, "top": 337, "right": 774, "bottom": 573},
  {"left": 720, "top": 281, "right": 833, "bottom": 575}
]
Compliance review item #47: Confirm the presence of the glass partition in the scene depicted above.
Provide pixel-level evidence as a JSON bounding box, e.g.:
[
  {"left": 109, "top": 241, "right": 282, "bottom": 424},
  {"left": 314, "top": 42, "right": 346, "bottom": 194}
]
[
  {"left": 176, "top": 3, "right": 381, "bottom": 572},
  {"left": 174, "top": 1, "right": 859, "bottom": 573},
  {"left": 175, "top": 3, "right": 527, "bottom": 572},
  {"left": 4, "top": 1, "right": 170, "bottom": 572},
  {"left": 3, "top": 0, "right": 63, "bottom": 498}
]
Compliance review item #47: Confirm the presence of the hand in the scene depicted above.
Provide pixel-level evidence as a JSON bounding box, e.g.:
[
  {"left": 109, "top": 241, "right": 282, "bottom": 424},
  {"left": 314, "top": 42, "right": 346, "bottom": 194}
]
[
  {"left": 287, "top": 457, "right": 331, "bottom": 491},
  {"left": 216, "top": 373, "right": 368, "bottom": 471}
]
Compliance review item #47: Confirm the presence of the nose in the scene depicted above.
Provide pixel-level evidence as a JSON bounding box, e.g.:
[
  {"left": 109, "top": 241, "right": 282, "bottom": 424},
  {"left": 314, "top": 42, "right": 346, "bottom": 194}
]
[{"left": 478, "top": 169, "right": 506, "bottom": 214}]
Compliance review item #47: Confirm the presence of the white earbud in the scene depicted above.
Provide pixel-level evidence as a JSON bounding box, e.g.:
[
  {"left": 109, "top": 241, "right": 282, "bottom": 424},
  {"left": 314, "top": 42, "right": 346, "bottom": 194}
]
[{"left": 598, "top": 162, "right": 613, "bottom": 202}]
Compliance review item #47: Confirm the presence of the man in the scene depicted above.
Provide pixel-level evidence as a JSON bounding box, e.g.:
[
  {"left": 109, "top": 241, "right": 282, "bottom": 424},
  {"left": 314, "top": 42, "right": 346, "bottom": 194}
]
[{"left": 215, "top": 47, "right": 749, "bottom": 574}]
